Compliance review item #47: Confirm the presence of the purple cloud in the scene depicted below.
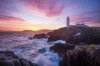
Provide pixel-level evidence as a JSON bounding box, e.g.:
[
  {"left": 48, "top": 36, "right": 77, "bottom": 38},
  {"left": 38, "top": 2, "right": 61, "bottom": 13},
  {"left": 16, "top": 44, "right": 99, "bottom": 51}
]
[
  {"left": 0, "top": 15, "right": 25, "bottom": 23},
  {"left": 71, "top": 10, "right": 100, "bottom": 26},
  {"left": 22, "top": 0, "right": 66, "bottom": 17},
  {"left": 0, "top": 0, "right": 20, "bottom": 15}
]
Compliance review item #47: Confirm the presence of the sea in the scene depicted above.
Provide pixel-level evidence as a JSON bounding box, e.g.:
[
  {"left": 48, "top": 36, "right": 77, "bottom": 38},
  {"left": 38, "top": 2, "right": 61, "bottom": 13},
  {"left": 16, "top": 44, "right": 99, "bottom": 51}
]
[{"left": 0, "top": 31, "right": 65, "bottom": 66}]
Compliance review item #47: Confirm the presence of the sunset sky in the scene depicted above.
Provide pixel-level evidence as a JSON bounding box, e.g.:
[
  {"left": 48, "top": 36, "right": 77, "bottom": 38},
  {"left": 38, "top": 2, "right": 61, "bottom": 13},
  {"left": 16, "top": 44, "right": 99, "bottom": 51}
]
[{"left": 0, "top": 0, "right": 100, "bottom": 31}]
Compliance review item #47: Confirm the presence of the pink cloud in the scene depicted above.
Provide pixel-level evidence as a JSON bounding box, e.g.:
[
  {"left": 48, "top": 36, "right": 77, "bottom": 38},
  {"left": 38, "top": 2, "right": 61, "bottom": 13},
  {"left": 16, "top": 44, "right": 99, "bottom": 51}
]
[
  {"left": 22, "top": 0, "right": 65, "bottom": 17},
  {"left": 0, "top": 15, "right": 25, "bottom": 23},
  {"left": 70, "top": 10, "right": 100, "bottom": 24}
]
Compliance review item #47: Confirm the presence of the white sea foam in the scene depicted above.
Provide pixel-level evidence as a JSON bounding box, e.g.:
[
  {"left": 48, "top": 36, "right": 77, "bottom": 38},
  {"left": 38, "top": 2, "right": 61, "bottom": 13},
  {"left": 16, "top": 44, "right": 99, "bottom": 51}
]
[
  {"left": 0, "top": 34, "right": 60, "bottom": 66},
  {"left": 49, "top": 40, "right": 66, "bottom": 44}
]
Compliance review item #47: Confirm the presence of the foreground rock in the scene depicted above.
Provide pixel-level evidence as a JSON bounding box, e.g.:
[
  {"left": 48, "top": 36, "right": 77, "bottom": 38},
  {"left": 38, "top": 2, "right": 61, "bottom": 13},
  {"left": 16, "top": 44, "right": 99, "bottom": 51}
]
[
  {"left": 59, "top": 48, "right": 100, "bottom": 66},
  {"left": 50, "top": 43, "right": 74, "bottom": 57},
  {"left": 0, "top": 51, "right": 38, "bottom": 66}
]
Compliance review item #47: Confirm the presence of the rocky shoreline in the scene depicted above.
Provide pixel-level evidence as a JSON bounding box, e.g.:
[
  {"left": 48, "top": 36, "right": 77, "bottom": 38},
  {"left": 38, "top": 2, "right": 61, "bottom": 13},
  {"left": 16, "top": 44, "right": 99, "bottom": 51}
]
[
  {"left": 59, "top": 47, "right": 100, "bottom": 66},
  {"left": 32, "top": 27, "right": 100, "bottom": 44},
  {"left": 4, "top": 26, "right": 99, "bottom": 66},
  {"left": 50, "top": 43, "right": 100, "bottom": 66},
  {"left": 0, "top": 51, "right": 38, "bottom": 66}
]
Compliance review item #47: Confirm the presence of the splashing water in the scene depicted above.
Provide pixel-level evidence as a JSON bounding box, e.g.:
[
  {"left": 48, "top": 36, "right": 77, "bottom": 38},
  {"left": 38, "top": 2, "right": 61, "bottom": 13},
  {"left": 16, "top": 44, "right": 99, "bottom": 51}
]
[{"left": 0, "top": 33, "right": 61, "bottom": 66}]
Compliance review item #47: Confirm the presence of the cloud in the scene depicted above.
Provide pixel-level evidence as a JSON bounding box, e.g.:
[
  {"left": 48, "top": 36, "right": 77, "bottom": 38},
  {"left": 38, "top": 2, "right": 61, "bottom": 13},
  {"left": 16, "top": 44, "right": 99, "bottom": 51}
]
[
  {"left": 22, "top": 0, "right": 66, "bottom": 17},
  {"left": 0, "top": 15, "right": 25, "bottom": 23},
  {"left": 21, "top": 0, "right": 100, "bottom": 17},
  {"left": 0, "top": 0, "right": 20, "bottom": 15},
  {"left": 70, "top": 10, "right": 100, "bottom": 26}
]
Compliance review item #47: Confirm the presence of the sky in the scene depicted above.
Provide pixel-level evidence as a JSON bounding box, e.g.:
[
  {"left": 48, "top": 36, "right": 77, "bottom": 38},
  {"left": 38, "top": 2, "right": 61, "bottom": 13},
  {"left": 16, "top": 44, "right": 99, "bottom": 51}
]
[{"left": 0, "top": 0, "right": 100, "bottom": 31}]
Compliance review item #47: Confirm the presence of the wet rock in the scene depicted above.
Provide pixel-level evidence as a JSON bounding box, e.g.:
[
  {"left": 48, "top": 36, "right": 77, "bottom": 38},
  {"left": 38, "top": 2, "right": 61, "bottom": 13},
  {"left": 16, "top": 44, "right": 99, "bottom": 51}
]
[
  {"left": 29, "top": 61, "right": 38, "bottom": 66},
  {"left": 50, "top": 43, "right": 74, "bottom": 57},
  {"left": 19, "top": 58, "right": 30, "bottom": 66},
  {"left": 59, "top": 48, "right": 100, "bottom": 66},
  {"left": 29, "top": 37, "right": 34, "bottom": 40},
  {"left": 33, "top": 33, "right": 47, "bottom": 39},
  {"left": 93, "top": 48, "right": 100, "bottom": 65},
  {"left": 48, "top": 36, "right": 61, "bottom": 42},
  {"left": 13, "top": 60, "right": 21, "bottom": 66},
  {"left": 0, "top": 51, "right": 38, "bottom": 66},
  {"left": 0, "top": 60, "right": 14, "bottom": 66},
  {"left": 38, "top": 48, "right": 46, "bottom": 53}
]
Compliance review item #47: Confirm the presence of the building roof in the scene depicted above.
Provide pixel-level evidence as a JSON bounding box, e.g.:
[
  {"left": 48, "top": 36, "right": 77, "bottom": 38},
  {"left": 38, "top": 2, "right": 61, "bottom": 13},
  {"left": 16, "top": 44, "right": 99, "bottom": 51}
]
[{"left": 70, "top": 24, "right": 89, "bottom": 28}]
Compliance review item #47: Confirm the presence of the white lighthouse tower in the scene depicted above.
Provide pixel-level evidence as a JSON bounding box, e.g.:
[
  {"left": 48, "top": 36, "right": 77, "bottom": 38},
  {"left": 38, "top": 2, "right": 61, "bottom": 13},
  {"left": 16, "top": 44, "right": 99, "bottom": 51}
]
[{"left": 66, "top": 17, "right": 70, "bottom": 28}]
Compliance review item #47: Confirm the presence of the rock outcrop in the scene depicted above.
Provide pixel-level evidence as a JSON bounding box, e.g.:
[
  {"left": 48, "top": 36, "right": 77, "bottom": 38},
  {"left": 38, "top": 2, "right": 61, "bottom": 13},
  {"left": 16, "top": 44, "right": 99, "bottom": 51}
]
[
  {"left": 33, "top": 33, "right": 47, "bottom": 39},
  {"left": 47, "top": 27, "right": 100, "bottom": 44},
  {"left": 47, "top": 27, "right": 81, "bottom": 44},
  {"left": 59, "top": 48, "right": 100, "bottom": 66},
  {"left": 50, "top": 43, "right": 74, "bottom": 57},
  {"left": 0, "top": 51, "right": 38, "bottom": 66}
]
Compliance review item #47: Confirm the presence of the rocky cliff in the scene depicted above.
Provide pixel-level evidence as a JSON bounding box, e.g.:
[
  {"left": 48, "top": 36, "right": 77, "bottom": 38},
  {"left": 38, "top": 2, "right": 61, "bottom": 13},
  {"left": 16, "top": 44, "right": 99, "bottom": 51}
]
[{"left": 47, "top": 27, "right": 100, "bottom": 44}]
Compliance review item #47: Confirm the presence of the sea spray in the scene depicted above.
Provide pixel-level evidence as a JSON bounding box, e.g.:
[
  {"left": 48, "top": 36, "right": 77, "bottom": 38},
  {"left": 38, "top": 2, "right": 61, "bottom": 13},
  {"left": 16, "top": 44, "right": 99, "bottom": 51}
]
[{"left": 34, "top": 47, "right": 60, "bottom": 66}]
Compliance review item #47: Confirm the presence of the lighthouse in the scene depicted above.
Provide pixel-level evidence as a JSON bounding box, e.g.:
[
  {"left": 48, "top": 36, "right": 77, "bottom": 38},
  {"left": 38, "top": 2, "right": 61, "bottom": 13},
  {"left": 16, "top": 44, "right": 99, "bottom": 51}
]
[{"left": 66, "top": 17, "right": 70, "bottom": 28}]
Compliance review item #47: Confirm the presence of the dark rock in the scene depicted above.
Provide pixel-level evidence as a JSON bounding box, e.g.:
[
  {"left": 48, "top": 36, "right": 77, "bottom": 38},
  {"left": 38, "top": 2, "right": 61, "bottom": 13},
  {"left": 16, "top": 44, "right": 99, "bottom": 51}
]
[
  {"left": 38, "top": 48, "right": 46, "bottom": 53},
  {"left": 29, "top": 37, "right": 34, "bottom": 40},
  {"left": 93, "top": 49, "right": 100, "bottom": 58},
  {"left": 0, "top": 51, "right": 38, "bottom": 66},
  {"left": 77, "top": 27, "right": 100, "bottom": 44},
  {"left": 13, "top": 60, "right": 21, "bottom": 66},
  {"left": 19, "top": 58, "right": 30, "bottom": 66},
  {"left": 0, "top": 60, "right": 14, "bottom": 66},
  {"left": 33, "top": 33, "right": 47, "bottom": 39},
  {"left": 28, "top": 61, "right": 38, "bottom": 66},
  {"left": 47, "top": 27, "right": 100, "bottom": 44},
  {"left": 93, "top": 49, "right": 100, "bottom": 65},
  {"left": 47, "top": 27, "right": 81, "bottom": 44},
  {"left": 59, "top": 48, "right": 100, "bottom": 66},
  {"left": 0, "top": 51, "right": 19, "bottom": 59},
  {"left": 48, "top": 36, "right": 61, "bottom": 42},
  {"left": 50, "top": 43, "right": 74, "bottom": 57}
]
